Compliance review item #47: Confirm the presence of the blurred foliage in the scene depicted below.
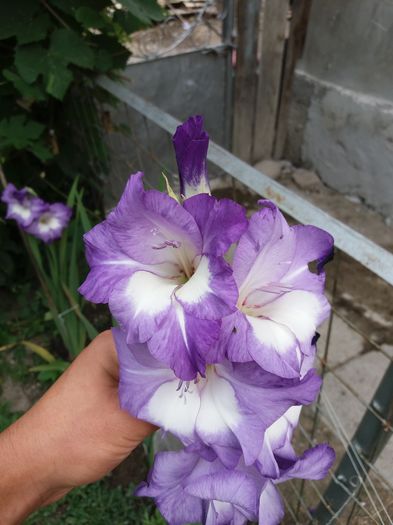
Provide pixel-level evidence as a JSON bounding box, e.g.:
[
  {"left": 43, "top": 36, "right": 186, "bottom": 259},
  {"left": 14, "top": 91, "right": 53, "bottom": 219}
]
[
  {"left": 0, "top": 402, "right": 23, "bottom": 432},
  {"left": 26, "top": 480, "right": 166, "bottom": 525}
]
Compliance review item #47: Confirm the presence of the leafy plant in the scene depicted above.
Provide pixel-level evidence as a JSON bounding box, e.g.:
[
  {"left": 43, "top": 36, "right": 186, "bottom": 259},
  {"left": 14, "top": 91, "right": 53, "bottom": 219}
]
[
  {"left": 0, "top": 0, "right": 165, "bottom": 203},
  {"left": 21, "top": 180, "right": 99, "bottom": 367}
]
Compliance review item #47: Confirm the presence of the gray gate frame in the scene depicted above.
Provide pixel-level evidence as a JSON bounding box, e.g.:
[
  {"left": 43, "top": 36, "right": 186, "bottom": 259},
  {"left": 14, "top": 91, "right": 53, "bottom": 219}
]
[{"left": 97, "top": 75, "right": 393, "bottom": 524}]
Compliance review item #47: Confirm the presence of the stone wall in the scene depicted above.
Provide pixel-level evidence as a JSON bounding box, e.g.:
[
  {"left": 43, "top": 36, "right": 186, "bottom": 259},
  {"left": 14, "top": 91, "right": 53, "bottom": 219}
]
[{"left": 285, "top": 0, "right": 393, "bottom": 221}]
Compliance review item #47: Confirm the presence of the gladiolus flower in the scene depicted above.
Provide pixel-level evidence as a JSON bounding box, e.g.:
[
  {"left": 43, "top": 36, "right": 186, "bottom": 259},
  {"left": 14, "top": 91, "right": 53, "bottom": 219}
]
[
  {"left": 79, "top": 174, "right": 247, "bottom": 380},
  {"left": 218, "top": 200, "right": 333, "bottom": 378},
  {"left": 114, "top": 328, "right": 321, "bottom": 465},
  {"left": 25, "top": 202, "right": 72, "bottom": 243},
  {"left": 1, "top": 183, "right": 45, "bottom": 228}
]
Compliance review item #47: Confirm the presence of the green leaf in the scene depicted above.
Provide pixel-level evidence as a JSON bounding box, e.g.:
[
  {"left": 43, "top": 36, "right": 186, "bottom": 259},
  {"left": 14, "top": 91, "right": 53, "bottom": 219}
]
[
  {"left": 3, "top": 69, "right": 46, "bottom": 101},
  {"left": 30, "top": 360, "right": 70, "bottom": 373},
  {"left": 116, "top": 0, "right": 166, "bottom": 25},
  {"left": 44, "top": 57, "right": 73, "bottom": 100},
  {"left": 50, "top": 28, "right": 95, "bottom": 69},
  {"left": 29, "top": 142, "right": 53, "bottom": 161},
  {"left": 0, "top": 0, "right": 38, "bottom": 40},
  {"left": 94, "top": 49, "right": 114, "bottom": 73},
  {"left": 88, "top": 34, "right": 130, "bottom": 69},
  {"left": 0, "top": 115, "right": 44, "bottom": 149},
  {"left": 16, "top": 13, "right": 51, "bottom": 45},
  {"left": 14, "top": 45, "right": 47, "bottom": 84},
  {"left": 75, "top": 7, "right": 107, "bottom": 29},
  {"left": 113, "top": 10, "right": 147, "bottom": 33},
  {"left": 50, "top": 0, "right": 110, "bottom": 15}
]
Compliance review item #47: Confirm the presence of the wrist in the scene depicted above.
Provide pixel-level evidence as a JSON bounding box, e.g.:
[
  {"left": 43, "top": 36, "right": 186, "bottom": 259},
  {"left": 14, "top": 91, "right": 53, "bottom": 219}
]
[{"left": 0, "top": 416, "right": 67, "bottom": 524}]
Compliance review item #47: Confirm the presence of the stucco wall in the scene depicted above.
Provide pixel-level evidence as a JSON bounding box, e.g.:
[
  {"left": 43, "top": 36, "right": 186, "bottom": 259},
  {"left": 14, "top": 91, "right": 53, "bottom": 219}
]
[{"left": 286, "top": 0, "right": 393, "bottom": 220}]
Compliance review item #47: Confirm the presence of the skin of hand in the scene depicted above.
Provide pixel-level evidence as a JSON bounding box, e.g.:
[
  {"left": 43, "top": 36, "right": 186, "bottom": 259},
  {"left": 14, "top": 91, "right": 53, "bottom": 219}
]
[{"left": 0, "top": 330, "right": 155, "bottom": 525}]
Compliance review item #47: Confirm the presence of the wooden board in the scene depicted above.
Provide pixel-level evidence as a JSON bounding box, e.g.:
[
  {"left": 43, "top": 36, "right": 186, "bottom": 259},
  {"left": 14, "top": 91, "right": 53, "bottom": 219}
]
[
  {"left": 232, "top": 0, "right": 261, "bottom": 162},
  {"left": 252, "top": 0, "right": 289, "bottom": 162}
]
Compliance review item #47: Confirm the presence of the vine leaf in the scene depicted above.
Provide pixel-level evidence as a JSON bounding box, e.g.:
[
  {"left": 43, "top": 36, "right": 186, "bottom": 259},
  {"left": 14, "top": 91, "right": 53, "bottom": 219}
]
[{"left": 50, "top": 28, "right": 95, "bottom": 69}]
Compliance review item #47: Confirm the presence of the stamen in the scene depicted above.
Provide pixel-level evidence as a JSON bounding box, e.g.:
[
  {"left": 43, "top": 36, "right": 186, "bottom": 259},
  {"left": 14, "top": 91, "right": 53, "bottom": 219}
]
[{"left": 152, "top": 239, "right": 182, "bottom": 250}]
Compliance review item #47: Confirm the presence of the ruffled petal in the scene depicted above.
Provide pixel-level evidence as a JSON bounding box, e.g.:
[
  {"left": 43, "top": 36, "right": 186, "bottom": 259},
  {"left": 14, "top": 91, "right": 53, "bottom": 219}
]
[
  {"left": 217, "top": 364, "right": 321, "bottom": 464},
  {"left": 233, "top": 201, "right": 292, "bottom": 289},
  {"left": 107, "top": 172, "right": 202, "bottom": 268},
  {"left": 183, "top": 193, "right": 248, "bottom": 256},
  {"left": 260, "top": 290, "right": 330, "bottom": 351},
  {"left": 136, "top": 450, "right": 204, "bottom": 525},
  {"left": 224, "top": 312, "right": 301, "bottom": 378},
  {"left": 278, "top": 444, "right": 335, "bottom": 482},
  {"left": 282, "top": 225, "right": 334, "bottom": 292},
  {"left": 109, "top": 271, "right": 178, "bottom": 343},
  {"left": 175, "top": 255, "right": 238, "bottom": 320},
  {"left": 185, "top": 469, "right": 259, "bottom": 520},
  {"left": 114, "top": 328, "right": 200, "bottom": 443},
  {"left": 79, "top": 221, "right": 142, "bottom": 303},
  {"left": 148, "top": 302, "right": 221, "bottom": 380}
]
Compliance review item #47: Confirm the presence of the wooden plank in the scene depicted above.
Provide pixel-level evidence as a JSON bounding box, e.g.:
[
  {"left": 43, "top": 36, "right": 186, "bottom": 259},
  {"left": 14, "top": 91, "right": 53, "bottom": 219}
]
[
  {"left": 273, "top": 0, "right": 313, "bottom": 158},
  {"left": 252, "top": 0, "right": 289, "bottom": 162},
  {"left": 232, "top": 0, "right": 261, "bottom": 162}
]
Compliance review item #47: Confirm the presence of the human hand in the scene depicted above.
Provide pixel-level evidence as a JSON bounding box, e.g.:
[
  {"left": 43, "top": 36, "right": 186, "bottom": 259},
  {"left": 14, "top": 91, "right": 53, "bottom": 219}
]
[{"left": 0, "top": 330, "right": 155, "bottom": 524}]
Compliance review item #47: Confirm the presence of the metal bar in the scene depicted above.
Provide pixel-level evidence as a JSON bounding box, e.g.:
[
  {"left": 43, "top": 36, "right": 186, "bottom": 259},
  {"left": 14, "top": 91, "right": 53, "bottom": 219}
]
[
  {"left": 96, "top": 76, "right": 393, "bottom": 288},
  {"left": 313, "top": 361, "right": 393, "bottom": 523}
]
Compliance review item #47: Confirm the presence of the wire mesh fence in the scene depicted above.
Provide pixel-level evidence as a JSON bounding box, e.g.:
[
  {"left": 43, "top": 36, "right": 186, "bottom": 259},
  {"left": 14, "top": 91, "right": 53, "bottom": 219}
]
[
  {"left": 127, "top": 0, "right": 226, "bottom": 63},
  {"left": 90, "top": 81, "right": 393, "bottom": 524}
]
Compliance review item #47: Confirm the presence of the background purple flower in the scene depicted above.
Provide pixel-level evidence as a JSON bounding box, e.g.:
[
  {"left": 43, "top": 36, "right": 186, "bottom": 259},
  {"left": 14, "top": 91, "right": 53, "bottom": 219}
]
[
  {"left": 25, "top": 202, "right": 72, "bottom": 243},
  {"left": 1, "top": 183, "right": 46, "bottom": 228},
  {"left": 173, "top": 115, "right": 210, "bottom": 198}
]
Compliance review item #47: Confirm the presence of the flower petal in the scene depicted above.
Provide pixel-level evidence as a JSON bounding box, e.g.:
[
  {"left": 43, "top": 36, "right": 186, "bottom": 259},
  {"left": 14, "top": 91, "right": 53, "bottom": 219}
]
[
  {"left": 109, "top": 271, "right": 177, "bottom": 343},
  {"left": 260, "top": 290, "right": 330, "bottom": 350},
  {"left": 224, "top": 312, "right": 301, "bottom": 378},
  {"left": 278, "top": 444, "right": 336, "bottom": 482},
  {"left": 183, "top": 193, "right": 248, "bottom": 256},
  {"left": 175, "top": 255, "right": 238, "bottom": 320},
  {"left": 107, "top": 172, "right": 202, "bottom": 268},
  {"left": 114, "top": 328, "right": 174, "bottom": 414},
  {"left": 79, "top": 221, "right": 143, "bottom": 303},
  {"left": 136, "top": 450, "right": 204, "bottom": 525},
  {"left": 148, "top": 302, "right": 221, "bottom": 380},
  {"left": 258, "top": 481, "right": 285, "bottom": 525},
  {"left": 233, "top": 201, "right": 292, "bottom": 289},
  {"left": 185, "top": 469, "right": 259, "bottom": 520},
  {"left": 172, "top": 115, "right": 210, "bottom": 198},
  {"left": 218, "top": 364, "right": 321, "bottom": 464},
  {"left": 282, "top": 225, "right": 334, "bottom": 292}
]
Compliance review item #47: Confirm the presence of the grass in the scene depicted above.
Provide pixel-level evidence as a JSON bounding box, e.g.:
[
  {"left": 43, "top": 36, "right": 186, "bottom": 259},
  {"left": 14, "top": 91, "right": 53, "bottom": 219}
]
[{"left": 25, "top": 480, "right": 167, "bottom": 525}]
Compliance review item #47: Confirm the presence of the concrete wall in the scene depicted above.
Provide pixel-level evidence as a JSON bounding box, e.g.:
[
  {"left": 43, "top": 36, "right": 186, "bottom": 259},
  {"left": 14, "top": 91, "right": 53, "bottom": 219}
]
[
  {"left": 286, "top": 0, "right": 393, "bottom": 220},
  {"left": 103, "top": 48, "right": 230, "bottom": 209}
]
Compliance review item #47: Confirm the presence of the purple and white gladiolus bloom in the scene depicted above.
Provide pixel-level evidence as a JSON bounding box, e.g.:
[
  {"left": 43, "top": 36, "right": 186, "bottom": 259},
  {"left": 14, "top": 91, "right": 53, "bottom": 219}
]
[
  {"left": 79, "top": 173, "right": 247, "bottom": 380},
  {"left": 136, "top": 444, "right": 335, "bottom": 525},
  {"left": 79, "top": 115, "right": 335, "bottom": 524},
  {"left": 114, "top": 328, "right": 321, "bottom": 466},
  {"left": 219, "top": 200, "right": 333, "bottom": 378},
  {"left": 1, "top": 183, "right": 46, "bottom": 228},
  {"left": 173, "top": 115, "right": 210, "bottom": 198},
  {"left": 25, "top": 202, "right": 72, "bottom": 243}
]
